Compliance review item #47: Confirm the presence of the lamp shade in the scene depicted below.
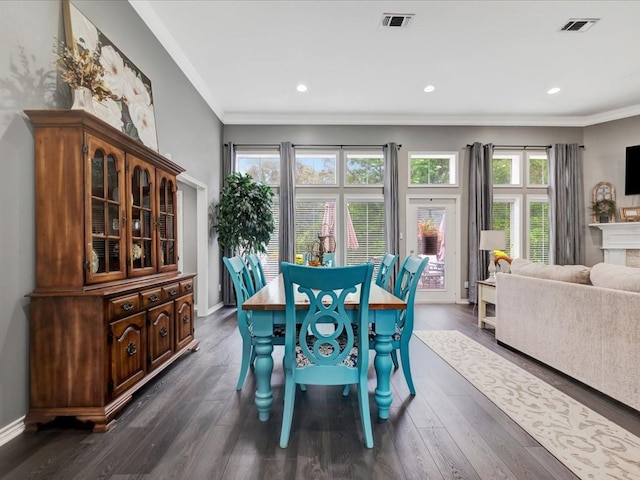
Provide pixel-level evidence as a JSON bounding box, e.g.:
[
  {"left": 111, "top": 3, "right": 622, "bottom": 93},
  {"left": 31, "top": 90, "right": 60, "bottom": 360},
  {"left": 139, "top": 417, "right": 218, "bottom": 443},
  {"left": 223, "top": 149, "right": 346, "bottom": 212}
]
[{"left": 479, "top": 230, "right": 506, "bottom": 251}]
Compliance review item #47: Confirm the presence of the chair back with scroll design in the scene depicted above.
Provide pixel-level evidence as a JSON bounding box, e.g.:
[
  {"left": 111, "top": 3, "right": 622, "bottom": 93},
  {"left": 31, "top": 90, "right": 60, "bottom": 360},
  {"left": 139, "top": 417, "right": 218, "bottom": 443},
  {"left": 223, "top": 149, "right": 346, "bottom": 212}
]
[
  {"left": 280, "top": 262, "right": 375, "bottom": 448},
  {"left": 375, "top": 253, "right": 399, "bottom": 291},
  {"left": 246, "top": 253, "right": 267, "bottom": 291},
  {"left": 223, "top": 255, "right": 284, "bottom": 391}
]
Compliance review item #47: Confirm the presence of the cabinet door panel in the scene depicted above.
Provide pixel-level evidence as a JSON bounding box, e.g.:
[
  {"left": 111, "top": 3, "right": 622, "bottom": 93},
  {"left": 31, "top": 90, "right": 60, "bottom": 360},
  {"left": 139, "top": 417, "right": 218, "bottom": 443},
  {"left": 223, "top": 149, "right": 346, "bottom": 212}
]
[
  {"left": 175, "top": 294, "right": 194, "bottom": 351},
  {"left": 109, "top": 312, "right": 147, "bottom": 398},
  {"left": 156, "top": 171, "right": 178, "bottom": 273},
  {"left": 86, "top": 134, "right": 126, "bottom": 284},
  {"left": 148, "top": 302, "right": 174, "bottom": 370},
  {"left": 128, "top": 155, "right": 156, "bottom": 277}
]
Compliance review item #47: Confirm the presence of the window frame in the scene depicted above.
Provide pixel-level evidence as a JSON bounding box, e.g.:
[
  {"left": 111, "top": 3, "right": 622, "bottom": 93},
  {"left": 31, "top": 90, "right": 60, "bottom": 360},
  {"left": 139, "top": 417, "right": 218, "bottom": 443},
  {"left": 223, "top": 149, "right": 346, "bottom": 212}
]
[
  {"left": 408, "top": 151, "right": 459, "bottom": 188},
  {"left": 492, "top": 151, "right": 522, "bottom": 187}
]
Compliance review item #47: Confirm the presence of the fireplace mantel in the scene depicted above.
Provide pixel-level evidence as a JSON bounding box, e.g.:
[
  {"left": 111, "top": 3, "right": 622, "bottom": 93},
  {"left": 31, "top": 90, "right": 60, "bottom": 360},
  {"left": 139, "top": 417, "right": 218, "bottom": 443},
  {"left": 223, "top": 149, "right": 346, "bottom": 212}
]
[{"left": 589, "top": 222, "right": 640, "bottom": 265}]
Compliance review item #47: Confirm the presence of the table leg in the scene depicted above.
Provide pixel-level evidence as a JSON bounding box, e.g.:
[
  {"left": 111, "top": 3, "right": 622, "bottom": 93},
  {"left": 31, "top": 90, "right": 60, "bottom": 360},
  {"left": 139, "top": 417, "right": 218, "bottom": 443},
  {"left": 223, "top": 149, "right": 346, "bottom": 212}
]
[
  {"left": 253, "top": 335, "right": 274, "bottom": 421},
  {"left": 374, "top": 332, "right": 393, "bottom": 419}
]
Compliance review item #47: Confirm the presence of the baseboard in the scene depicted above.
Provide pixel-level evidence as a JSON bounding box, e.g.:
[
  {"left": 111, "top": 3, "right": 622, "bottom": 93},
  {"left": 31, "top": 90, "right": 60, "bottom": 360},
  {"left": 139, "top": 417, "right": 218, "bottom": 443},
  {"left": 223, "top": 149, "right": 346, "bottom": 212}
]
[
  {"left": 205, "top": 301, "right": 224, "bottom": 317},
  {"left": 0, "top": 416, "right": 25, "bottom": 448}
]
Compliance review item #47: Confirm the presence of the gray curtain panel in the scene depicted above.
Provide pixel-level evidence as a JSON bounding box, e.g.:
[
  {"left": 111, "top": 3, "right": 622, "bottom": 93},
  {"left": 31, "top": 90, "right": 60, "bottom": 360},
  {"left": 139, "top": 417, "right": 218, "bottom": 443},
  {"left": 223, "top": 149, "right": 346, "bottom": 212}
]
[
  {"left": 467, "top": 142, "right": 494, "bottom": 303},
  {"left": 383, "top": 143, "right": 400, "bottom": 281},
  {"left": 279, "top": 141, "right": 296, "bottom": 265},
  {"left": 222, "top": 142, "right": 236, "bottom": 305},
  {"left": 548, "top": 143, "right": 584, "bottom": 265}
]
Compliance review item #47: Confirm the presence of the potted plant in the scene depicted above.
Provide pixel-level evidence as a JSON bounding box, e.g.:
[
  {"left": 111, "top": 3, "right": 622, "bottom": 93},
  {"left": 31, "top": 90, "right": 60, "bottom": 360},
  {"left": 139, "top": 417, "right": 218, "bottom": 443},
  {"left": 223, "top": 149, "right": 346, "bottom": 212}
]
[
  {"left": 213, "top": 172, "right": 275, "bottom": 256},
  {"left": 418, "top": 219, "right": 440, "bottom": 255},
  {"left": 591, "top": 198, "right": 617, "bottom": 223}
]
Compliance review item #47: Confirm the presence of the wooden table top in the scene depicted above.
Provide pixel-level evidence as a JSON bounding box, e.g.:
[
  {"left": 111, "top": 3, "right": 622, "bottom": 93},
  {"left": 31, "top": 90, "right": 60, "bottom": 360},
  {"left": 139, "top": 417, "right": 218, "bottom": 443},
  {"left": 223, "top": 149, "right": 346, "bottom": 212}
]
[{"left": 243, "top": 275, "right": 406, "bottom": 312}]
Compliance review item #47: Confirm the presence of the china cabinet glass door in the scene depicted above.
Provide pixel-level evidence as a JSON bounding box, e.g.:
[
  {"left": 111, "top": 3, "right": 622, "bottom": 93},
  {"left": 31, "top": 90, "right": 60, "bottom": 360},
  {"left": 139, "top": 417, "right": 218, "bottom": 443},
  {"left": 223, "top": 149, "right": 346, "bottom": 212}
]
[
  {"left": 128, "top": 156, "right": 156, "bottom": 277},
  {"left": 157, "top": 172, "right": 178, "bottom": 272},
  {"left": 87, "top": 135, "right": 126, "bottom": 284}
]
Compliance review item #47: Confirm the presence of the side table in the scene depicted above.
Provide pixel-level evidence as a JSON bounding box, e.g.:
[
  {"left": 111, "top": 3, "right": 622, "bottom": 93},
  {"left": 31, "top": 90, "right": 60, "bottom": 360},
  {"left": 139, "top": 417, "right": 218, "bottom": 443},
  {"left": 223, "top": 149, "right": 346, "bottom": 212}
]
[{"left": 477, "top": 280, "right": 496, "bottom": 329}]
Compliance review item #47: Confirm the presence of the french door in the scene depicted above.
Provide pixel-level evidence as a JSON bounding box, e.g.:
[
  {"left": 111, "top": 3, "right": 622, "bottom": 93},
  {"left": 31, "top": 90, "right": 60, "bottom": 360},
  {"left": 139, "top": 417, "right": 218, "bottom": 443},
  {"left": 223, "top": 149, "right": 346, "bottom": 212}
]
[{"left": 406, "top": 196, "right": 459, "bottom": 303}]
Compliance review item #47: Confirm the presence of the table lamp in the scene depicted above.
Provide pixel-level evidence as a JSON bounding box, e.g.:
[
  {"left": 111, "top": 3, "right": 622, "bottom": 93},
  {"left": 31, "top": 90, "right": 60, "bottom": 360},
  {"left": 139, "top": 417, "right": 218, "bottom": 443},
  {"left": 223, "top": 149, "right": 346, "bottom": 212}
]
[{"left": 479, "top": 230, "right": 506, "bottom": 283}]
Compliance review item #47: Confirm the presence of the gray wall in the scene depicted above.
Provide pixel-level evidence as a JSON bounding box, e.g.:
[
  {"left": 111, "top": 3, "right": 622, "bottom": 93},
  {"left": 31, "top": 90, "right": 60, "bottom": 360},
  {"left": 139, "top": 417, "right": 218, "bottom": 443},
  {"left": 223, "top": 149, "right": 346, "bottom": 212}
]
[{"left": 0, "top": 0, "right": 223, "bottom": 431}]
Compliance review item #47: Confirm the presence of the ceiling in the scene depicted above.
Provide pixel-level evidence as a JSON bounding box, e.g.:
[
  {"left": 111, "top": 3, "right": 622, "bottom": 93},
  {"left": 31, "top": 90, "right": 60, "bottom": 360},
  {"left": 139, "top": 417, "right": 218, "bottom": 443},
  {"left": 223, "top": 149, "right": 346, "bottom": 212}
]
[{"left": 130, "top": 0, "right": 640, "bottom": 127}]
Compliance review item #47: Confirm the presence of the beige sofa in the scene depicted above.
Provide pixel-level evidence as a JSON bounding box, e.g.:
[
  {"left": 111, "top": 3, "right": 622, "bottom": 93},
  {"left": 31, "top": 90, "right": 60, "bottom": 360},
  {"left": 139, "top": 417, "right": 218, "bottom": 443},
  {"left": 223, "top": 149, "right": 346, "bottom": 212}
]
[{"left": 496, "top": 260, "right": 640, "bottom": 412}]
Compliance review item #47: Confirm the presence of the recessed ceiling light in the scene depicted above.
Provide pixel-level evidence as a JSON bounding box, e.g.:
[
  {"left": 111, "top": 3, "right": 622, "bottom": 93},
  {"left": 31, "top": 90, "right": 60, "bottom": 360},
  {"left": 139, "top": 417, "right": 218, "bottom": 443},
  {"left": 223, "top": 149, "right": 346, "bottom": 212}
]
[
  {"left": 296, "top": 84, "right": 308, "bottom": 93},
  {"left": 547, "top": 87, "right": 561, "bottom": 95},
  {"left": 423, "top": 85, "right": 435, "bottom": 93}
]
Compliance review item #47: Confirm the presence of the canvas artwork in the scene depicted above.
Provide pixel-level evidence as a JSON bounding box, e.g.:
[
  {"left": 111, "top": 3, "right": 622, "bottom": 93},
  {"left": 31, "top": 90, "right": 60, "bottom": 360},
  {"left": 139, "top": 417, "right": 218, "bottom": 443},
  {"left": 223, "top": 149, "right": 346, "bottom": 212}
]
[{"left": 63, "top": 0, "right": 159, "bottom": 150}]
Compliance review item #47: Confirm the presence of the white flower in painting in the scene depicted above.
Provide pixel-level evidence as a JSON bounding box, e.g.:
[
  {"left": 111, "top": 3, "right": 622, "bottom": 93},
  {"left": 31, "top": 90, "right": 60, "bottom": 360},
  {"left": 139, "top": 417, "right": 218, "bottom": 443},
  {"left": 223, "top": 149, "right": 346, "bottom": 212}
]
[
  {"left": 128, "top": 101, "right": 158, "bottom": 150},
  {"left": 70, "top": 5, "right": 99, "bottom": 52},
  {"left": 99, "top": 45, "right": 128, "bottom": 98},
  {"left": 92, "top": 97, "right": 123, "bottom": 130},
  {"left": 122, "top": 68, "right": 152, "bottom": 107}
]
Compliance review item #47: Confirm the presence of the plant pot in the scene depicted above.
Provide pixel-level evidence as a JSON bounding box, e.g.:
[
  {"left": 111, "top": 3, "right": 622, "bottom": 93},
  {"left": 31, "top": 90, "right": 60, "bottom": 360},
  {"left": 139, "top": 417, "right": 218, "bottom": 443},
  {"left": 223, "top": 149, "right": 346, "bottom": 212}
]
[{"left": 420, "top": 235, "right": 438, "bottom": 255}]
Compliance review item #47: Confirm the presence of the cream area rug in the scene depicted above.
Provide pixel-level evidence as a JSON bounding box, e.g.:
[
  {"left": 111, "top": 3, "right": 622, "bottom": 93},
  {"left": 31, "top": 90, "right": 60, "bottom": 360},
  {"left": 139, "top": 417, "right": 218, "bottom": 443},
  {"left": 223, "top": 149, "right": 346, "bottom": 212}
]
[{"left": 414, "top": 330, "right": 640, "bottom": 480}]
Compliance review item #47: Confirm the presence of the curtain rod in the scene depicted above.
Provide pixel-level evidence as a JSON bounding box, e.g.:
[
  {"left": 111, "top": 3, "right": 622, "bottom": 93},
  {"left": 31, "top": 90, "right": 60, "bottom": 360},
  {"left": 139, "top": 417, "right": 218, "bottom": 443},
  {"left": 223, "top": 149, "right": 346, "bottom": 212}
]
[
  {"left": 466, "top": 144, "right": 585, "bottom": 149},
  {"left": 225, "top": 143, "right": 280, "bottom": 148},
  {"left": 292, "top": 143, "right": 399, "bottom": 149}
]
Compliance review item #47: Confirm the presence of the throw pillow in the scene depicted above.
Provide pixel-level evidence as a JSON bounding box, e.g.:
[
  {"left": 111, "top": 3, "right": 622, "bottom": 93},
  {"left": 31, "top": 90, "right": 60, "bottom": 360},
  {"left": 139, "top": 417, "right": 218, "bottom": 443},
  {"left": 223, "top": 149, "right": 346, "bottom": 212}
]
[
  {"left": 590, "top": 263, "right": 640, "bottom": 293},
  {"left": 510, "top": 258, "right": 592, "bottom": 284}
]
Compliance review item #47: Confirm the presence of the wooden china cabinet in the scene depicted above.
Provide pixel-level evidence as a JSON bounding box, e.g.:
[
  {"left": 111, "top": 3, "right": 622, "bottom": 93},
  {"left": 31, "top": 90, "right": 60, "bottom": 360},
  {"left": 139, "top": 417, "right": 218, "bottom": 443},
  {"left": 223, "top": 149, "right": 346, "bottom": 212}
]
[{"left": 25, "top": 110, "right": 198, "bottom": 432}]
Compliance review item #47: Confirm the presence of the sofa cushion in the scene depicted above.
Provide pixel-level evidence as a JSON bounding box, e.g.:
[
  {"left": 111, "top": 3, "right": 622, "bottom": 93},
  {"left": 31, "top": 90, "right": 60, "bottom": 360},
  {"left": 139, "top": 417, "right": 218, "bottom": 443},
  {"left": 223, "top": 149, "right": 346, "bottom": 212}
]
[
  {"left": 590, "top": 262, "right": 640, "bottom": 293},
  {"left": 510, "top": 258, "right": 591, "bottom": 284}
]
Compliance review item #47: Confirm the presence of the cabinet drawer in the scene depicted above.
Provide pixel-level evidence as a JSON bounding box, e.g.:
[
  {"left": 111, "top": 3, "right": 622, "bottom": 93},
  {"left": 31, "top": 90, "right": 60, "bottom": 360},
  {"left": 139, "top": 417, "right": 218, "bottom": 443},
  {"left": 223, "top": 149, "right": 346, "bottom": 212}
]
[
  {"left": 162, "top": 283, "right": 180, "bottom": 301},
  {"left": 180, "top": 279, "right": 194, "bottom": 296},
  {"left": 109, "top": 294, "right": 140, "bottom": 319},
  {"left": 141, "top": 288, "right": 163, "bottom": 308}
]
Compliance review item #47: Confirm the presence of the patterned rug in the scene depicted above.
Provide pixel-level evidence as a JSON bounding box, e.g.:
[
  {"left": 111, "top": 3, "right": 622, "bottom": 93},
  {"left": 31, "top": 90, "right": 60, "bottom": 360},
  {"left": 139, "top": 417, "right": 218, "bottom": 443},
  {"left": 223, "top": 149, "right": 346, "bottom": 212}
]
[{"left": 414, "top": 330, "right": 640, "bottom": 480}]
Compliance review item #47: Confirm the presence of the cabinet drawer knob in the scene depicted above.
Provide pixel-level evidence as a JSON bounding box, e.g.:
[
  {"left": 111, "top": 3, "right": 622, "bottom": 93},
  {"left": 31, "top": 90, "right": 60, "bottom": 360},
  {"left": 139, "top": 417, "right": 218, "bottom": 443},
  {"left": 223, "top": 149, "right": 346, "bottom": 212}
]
[
  {"left": 160, "top": 326, "right": 168, "bottom": 337},
  {"left": 184, "top": 284, "right": 192, "bottom": 291},
  {"left": 126, "top": 342, "right": 137, "bottom": 356},
  {"left": 182, "top": 314, "right": 189, "bottom": 324},
  {"left": 149, "top": 294, "right": 159, "bottom": 303},
  {"left": 168, "top": 289, "right": 178, "bottom": 297},
  {"left": 121, "top": 301, "right": 134, "bottom": 311}
]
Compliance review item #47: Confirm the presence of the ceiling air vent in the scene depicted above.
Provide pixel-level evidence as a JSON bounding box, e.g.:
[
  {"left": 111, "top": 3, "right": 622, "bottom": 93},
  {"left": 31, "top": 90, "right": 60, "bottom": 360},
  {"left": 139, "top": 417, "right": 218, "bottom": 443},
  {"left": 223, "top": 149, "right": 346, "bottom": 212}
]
[
  {"left": 560, "top": 18, "right": 600, "bottom": 32},
  {"left": 381, "top": 13, "right": 414, "bottom": 28}
]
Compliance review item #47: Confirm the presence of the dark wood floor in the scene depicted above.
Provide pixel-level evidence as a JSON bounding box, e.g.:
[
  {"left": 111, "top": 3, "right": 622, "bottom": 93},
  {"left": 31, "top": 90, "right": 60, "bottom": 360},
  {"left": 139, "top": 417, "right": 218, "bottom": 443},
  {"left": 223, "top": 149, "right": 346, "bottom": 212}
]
[{"left": 2, "top": 304, "right": 639, "bottom": 479}]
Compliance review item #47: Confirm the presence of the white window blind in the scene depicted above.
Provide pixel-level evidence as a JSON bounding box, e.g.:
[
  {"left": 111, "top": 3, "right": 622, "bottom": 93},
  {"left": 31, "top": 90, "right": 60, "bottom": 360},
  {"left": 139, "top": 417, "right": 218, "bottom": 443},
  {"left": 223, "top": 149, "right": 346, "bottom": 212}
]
[
  {"left": 528, "top": 198, "right": 549, "bottom": 264},
  {"left": 345, "top": 199, "right": 385, "bottom": 266}
]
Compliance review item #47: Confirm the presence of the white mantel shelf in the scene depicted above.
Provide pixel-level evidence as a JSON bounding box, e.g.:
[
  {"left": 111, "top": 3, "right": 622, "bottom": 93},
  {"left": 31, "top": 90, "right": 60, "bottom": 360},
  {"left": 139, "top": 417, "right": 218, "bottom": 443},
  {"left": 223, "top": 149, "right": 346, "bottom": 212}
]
[{"left": 589, "top": 222, "right": 640, "bottom": 265}]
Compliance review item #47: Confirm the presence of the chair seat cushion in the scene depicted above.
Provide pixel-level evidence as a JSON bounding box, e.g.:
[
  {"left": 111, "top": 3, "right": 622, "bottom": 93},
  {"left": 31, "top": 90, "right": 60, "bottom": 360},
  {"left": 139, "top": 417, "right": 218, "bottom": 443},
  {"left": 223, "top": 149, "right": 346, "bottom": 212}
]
[{"left": 295, "top": 344, "right": 358, "bottom": 367}]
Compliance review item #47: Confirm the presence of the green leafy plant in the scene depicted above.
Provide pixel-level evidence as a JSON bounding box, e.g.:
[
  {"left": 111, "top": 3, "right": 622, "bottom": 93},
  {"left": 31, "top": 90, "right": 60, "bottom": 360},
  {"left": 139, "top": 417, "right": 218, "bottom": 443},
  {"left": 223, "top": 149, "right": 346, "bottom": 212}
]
[
  {"left": 213, "top": 172, "right": 274, "bottom": 255},
  {"left": 591, "top": 198, "right": 617, "bottom": 220}
]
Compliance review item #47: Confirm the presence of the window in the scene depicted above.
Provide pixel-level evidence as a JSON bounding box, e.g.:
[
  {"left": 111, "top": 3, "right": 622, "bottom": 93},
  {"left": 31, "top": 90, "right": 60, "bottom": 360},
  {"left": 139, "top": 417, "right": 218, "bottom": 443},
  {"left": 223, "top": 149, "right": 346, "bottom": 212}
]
[
  {"left": 345, "top": 153, "right": 384, "bottom": 185},
  {"left": 492, "top": 195, "right": 521, "bottom": 258},
  {"left": 492, "top": 153, "right": 521, "bottom": 186},
  {"left": 344, "top": 197, "right": 385, "bottom": 266},
  {"left": 294, "top": 197, "right": 338, "bottom": 259},
  {"left": 409, "top": 152, "right": 457, "bottom": 186},
  {"left": 527, "top": 196, "right": 549, "bottom": 264},
  {"left": 527, "top": 153, "right": 549, "bottom": 186},
  {"left": 295, "top": 151, "right": 337, "bottom": 185},
  {"left": 236, "top": 152, "right": 280, "bottom": 186}
]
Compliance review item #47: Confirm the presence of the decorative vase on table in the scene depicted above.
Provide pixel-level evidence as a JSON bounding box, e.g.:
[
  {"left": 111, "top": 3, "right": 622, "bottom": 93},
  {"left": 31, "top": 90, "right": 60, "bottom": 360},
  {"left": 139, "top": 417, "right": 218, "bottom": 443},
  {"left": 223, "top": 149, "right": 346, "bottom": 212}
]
[{"left": 71, "top": 86, "right": 95, "bottom": 114}]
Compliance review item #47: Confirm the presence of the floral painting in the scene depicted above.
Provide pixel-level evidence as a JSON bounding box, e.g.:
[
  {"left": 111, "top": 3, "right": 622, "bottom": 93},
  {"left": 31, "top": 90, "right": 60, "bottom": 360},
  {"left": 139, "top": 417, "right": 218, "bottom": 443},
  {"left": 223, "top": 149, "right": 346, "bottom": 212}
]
[{"left": 63, "top": 0, "right": 158, "bottom": 150}]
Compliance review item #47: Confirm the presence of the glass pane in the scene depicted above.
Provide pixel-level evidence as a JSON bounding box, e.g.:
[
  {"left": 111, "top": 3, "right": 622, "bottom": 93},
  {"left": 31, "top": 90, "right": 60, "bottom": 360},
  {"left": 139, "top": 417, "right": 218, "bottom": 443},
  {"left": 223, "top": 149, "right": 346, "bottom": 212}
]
[
  {"left": 416, "top": 207, "right": 446, "bottom": 290},
  {"left": 132, "top": 242, "right": 143, "bottom": 267},
  {"left": 131, "top": 208, "right": 142, "bottom": 238},
  {"left": 92, "top": 239, "right": 106, "bottom": 274},
  {"left": 346, "top": 154, "right": 384, "bottom": 185},
  {"left": 528, "top": 156, "right": 549, "bottom": 185},
  {"left": 262, "top": 195, "right": 279, "bottom": 280},
  {"left": 345, "top": 201, "right": 385, "bottom": 267},
  {"left": 143, "top": 210, "right": 152, "bottom": 236},
  {"left": 159, "top": 215, "right": 166, "bottom": 238},
  {"left": 236, "top": 153, "right": 280, "bottom": 185},
  {"left": 493, "top": 154, "right": 520, "bottom": 185},
  {"left": 409, "top": 156, "right": 452, "bottom": 185},
  {"left": 295, "top": 200, "right": 335, "bottom": 261},
  {"left": 92, "top": 200, "right": 105, "bottom": 235},
  {"left": 107, "top": 155, "right": 118, "bottom": 200},
  {"left": 529, "top": 201, "right": 549, "bottom": 264},
  {"left": 109, "top": 204, "right": 120, "bottom": 236},
  {"left": 166, "top": 240, "right": 175, "bottom": 264},
  {"left": 108, "top": 239, "right": 120, "bottom": 272},
  {"left": 132, "top": 166, "right": 141, "bottom": 206},
  {"left": 159, "top": 179, "right": 167, "bottom": 213},
  {"left": 492, "top": 201, "right": 513, "bottom": 257},
  {"left": 142, "top": 240, "right": 152, "bottom": 268},
  {"left": 91, "top": 151, "right": 104, "bottom": 198},
  {"left": 295, "top": 153, "right": 337, "bottom": 185},
  {"left": 142, "top": 170, "right": 151, "bottom": 209},
  {"left": 166, "top": 181, "right": 174, "bottom": 214},
  {"left": 166, "top": 216, "right": 174, "bottom": 240}
]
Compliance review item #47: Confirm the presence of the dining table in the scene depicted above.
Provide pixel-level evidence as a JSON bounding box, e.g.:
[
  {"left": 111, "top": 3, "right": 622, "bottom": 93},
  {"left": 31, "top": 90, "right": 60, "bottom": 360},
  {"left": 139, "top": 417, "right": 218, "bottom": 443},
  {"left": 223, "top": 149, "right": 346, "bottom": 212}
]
[{"left": 242, "top": 274, "right": 407, "bottom": 421}]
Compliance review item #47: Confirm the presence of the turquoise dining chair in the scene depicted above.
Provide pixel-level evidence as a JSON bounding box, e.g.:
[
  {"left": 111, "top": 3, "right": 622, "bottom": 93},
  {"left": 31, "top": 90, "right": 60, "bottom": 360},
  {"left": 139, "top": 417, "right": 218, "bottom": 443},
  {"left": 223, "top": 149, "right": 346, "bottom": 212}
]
[
  {"left": 375, "top": 253, "right": 399, "bottom": 291},
  {"left": 280, "top": 262, "right": 375, "bottom": 448},
  {"left": 370, "top": 255, "right": 428, "bottom": 395},
  {"left": 223, "top": 255, "right": 285, "bottom": 390},
  {"left": 246, "top": 253, "right": 267, "bottom": 291}
]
